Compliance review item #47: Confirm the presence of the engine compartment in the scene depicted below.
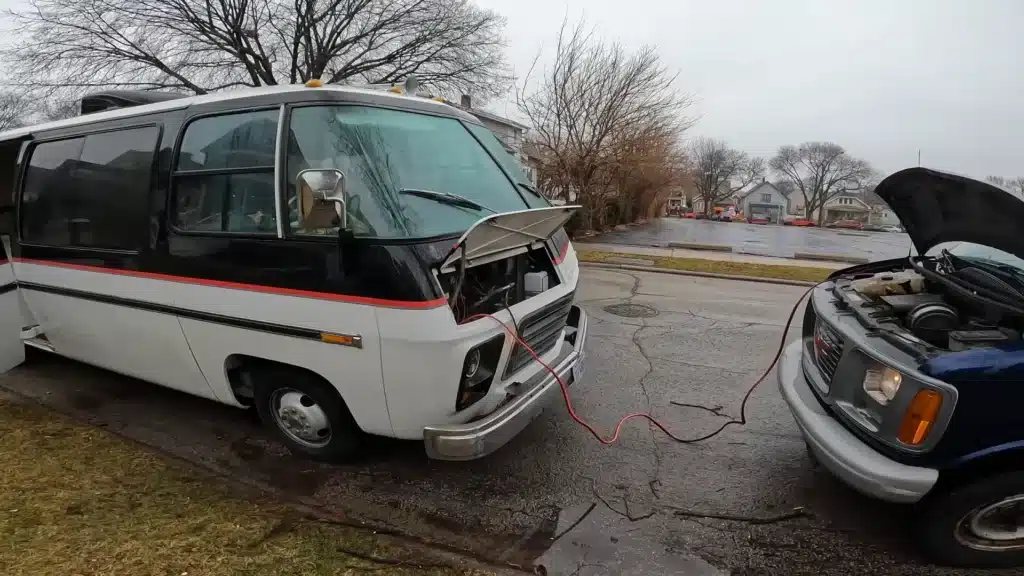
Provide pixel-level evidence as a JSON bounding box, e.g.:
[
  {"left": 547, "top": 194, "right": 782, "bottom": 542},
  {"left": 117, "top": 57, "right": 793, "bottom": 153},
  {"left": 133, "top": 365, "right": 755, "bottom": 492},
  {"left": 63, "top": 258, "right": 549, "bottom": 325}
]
[
  {"left": 438, "top": 245, "right": 561, "bottom": 323},
  {"left": 832, "top": 257, "right": 1024, "bottom": 358}
]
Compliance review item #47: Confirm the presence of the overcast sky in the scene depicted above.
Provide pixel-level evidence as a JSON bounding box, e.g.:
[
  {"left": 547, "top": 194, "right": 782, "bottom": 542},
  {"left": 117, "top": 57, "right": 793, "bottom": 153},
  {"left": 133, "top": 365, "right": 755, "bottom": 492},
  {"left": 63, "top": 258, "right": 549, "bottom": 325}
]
[{"left": 476, "top": 0, "right": 1023, "bottom": 180}]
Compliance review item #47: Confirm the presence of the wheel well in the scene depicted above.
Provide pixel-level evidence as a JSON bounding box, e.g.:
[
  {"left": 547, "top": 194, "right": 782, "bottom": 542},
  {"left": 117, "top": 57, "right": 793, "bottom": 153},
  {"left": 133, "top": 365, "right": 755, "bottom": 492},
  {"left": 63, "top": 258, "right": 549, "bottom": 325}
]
[
  {"left": 224, "top": 354, "right": 342, "bottom": 408},
  {"left": 934, "top": 449, "right": 1024, "bottom": 494}
]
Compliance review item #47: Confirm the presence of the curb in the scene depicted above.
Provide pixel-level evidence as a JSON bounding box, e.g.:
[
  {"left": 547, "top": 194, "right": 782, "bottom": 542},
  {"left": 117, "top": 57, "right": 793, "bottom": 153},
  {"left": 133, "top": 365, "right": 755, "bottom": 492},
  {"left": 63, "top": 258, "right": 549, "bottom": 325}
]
[
  {"left": 580, "top": 261, "right": 819, "bottom": 287},
  {"left": 793, "top": 252, "right": 869, "bottom": 265},
  {"left": 667, "top": 242, "right": 733, "bottom": 252}
]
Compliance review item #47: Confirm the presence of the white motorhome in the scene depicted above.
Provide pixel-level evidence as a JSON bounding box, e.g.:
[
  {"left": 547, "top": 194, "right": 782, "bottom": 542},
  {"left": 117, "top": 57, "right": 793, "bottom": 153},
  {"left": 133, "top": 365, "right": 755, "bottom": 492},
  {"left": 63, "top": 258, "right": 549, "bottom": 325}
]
[{"left": 0, "top": 81, "right": 587, "bottom": 461}]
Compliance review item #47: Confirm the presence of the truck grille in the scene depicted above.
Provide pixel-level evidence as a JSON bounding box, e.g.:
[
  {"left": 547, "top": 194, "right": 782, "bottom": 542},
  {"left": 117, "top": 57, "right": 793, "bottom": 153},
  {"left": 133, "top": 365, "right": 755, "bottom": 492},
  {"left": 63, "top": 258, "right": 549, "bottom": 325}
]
[
  {"left": 813, "top": 319, "right": 844, "bottom": 386},
  {"left": 504, "top": 292, "right": 575, "bottom": 377}
]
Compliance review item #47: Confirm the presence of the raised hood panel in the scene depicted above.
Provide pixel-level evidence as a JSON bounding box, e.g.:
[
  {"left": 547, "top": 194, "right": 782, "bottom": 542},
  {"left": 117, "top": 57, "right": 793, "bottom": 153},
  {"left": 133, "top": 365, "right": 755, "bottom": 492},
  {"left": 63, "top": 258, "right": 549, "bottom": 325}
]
[
  {"left": 874, "top": 168, "right": 1024, "bottom": 258},
  {"left": 440, "top": 205, "right": 579, "bottom": 269}
]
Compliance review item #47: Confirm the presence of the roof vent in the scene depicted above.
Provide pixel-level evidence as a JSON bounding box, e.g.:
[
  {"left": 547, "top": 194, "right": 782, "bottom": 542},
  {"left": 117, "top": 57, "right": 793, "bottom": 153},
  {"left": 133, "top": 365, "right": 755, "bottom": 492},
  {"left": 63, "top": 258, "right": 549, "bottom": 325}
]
[{"left": 79, "top": 90, "right": 186, "bottom": 115}]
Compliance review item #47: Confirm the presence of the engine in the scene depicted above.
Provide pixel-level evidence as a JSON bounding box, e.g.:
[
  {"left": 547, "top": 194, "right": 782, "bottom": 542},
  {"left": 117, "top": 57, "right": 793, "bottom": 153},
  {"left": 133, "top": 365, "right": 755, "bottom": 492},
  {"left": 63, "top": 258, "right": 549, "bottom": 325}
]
[
  {"left": 438, "top": 246, "right": 560, "bottom": 323},
  {"left": 835, "top": 269, "right": 1021, "bottom": 354}
]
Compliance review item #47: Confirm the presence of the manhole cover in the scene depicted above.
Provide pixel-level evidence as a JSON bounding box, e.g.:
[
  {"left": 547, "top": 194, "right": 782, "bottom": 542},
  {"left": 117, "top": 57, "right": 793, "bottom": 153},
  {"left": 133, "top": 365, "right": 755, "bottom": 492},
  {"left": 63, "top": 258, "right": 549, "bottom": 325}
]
[{"left": 603, "top": 303, "right": 659, "bottom": 318}]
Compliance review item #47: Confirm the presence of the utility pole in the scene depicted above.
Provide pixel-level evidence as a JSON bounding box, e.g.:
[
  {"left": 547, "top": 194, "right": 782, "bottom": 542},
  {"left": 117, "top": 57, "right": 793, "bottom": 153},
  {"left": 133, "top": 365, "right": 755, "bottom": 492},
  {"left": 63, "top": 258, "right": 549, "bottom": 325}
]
[{"left": 918, "top": 150, "right": 921, "bottom": 167}]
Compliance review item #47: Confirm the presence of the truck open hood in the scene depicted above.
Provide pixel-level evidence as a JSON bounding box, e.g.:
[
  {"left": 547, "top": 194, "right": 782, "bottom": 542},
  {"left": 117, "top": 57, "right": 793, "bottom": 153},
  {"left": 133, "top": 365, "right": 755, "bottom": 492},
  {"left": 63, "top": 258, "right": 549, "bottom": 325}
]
[
  {"left": 874, "top": 167, "right": 1024, "bottom": 259},
  {"left": 440, "top": 205, "right": 579, "bottom": 269}
]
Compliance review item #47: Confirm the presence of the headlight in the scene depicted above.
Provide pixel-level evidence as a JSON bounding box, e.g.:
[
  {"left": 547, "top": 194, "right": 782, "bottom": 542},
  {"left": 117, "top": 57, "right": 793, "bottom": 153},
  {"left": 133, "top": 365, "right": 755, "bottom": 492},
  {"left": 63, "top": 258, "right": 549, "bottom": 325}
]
[
  {"left": 862, "top": 365, "right": 903, "bottom": 405},
  {"left": 455, "top": 335, "right": 505, "bottom": 411}
]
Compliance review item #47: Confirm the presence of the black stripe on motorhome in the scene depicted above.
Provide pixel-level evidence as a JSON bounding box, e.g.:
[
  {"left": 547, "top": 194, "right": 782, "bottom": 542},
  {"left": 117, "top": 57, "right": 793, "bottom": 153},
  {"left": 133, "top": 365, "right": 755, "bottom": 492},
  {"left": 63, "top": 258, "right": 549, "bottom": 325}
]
[
  {"left": 0, "top": 282, "right": 17, "bottom": 296},
  {"left": 17, "top": 282, "right": 349, "bottom": 344}
]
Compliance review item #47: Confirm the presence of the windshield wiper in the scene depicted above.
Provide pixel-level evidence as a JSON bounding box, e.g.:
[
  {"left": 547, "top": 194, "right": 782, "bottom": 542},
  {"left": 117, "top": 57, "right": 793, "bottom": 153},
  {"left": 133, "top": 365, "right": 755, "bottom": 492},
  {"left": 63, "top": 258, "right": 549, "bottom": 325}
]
[
  {"left": 398, "top": 188, "right": 496, "bottom": 214},
  {"left": 516, "top": 182, "right": 543, "bottom": 199}
]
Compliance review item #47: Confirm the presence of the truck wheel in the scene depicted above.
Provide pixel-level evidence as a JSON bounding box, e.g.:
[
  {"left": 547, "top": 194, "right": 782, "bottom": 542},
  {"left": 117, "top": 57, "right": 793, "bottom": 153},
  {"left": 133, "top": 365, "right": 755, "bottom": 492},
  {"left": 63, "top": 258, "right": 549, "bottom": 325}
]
[
  {"left": 252, "top": 366, "right": 360, "bottom": 462},
  {"left": 916, "top": 472, "right": 1024, "bottom": 568}
]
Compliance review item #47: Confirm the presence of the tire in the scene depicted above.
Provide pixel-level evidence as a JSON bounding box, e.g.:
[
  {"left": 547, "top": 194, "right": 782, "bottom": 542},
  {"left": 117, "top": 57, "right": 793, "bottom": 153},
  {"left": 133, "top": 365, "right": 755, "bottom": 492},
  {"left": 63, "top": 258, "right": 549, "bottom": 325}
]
[
  {"left": 916, "top": 472, "right": 1024, "bottom": 568},
  {"left": 252, "top": 365, "right": 361, "bottom": 462}
]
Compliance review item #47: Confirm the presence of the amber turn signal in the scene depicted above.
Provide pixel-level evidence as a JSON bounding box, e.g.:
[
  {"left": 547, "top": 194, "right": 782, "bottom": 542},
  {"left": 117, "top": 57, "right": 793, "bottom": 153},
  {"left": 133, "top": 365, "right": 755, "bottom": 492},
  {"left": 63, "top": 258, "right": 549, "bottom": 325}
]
[{"left": 897, "top": 389, "right": 942, "bottom": 445}]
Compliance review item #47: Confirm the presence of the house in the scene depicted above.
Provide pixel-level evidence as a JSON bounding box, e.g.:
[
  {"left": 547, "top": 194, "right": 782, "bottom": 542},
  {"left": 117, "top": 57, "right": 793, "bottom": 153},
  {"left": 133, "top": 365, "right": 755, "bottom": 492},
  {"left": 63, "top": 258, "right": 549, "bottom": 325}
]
[
  {"left": 861, "top": 187, "right": 901, "bottom": 227},
  {"left": 736, "top": 181, "right": 789, "bottom": 223},
  {"left": 449, "top": 95, "right": 531, "bottom": 172},
  {"left": 822, "top": 194, "right": 871, "bottom": 224},
  {"left": 692, "top": 194, "right": 741, "bottom": 215}
]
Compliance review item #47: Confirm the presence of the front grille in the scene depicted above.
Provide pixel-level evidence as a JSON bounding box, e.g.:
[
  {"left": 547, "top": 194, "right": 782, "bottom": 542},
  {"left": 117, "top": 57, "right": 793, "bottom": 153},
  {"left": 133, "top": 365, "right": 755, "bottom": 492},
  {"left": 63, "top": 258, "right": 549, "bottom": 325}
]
[
  {"left": 813, "top": 319, "right": 844, "bottom": 386},
  {"left": 504, "top": 292, "right": 575, "bottom": 377}
]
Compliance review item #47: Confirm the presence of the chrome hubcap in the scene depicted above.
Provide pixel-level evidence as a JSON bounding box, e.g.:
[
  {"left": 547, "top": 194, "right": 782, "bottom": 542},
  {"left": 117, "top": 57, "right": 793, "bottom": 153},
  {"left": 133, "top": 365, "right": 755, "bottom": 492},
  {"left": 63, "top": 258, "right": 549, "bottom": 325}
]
[
  {"left": 956, "top": 495, "right": 1024, "bottom": 551},
  {"left": 270, "top": 389, "right": 331, "bottom": 449}
]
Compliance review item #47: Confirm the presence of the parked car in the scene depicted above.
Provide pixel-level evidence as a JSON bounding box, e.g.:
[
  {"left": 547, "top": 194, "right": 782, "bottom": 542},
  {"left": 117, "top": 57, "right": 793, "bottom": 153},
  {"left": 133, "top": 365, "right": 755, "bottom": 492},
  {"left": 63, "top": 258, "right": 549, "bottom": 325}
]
[
  {"left": 779, "top": 167, "right": 1024, "bottom": 568},
  {"left": 683, "top": 212, "right": 695, "bottom": 219},
  {"left": 829, "top": 219, "right": 864, "bottom": 230},
  {"left": 882, "top": 225, "right": 903, "bottom": 233},
  {"left": 785, "top": 217, "right": 816, "bottom": 227},
  {"left": 747, "top": 217, "right": 770, "bottom": 225}
]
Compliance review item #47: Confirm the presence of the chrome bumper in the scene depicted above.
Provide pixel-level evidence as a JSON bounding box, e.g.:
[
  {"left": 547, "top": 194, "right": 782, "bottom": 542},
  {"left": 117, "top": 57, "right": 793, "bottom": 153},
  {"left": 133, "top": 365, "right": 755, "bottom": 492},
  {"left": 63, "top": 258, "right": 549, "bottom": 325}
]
[
  {"left": 423, "top": 305, "right": 588, "bottom": 461},
  {"left": 778, "top": 341, "right": 938, "bottom": 503}
]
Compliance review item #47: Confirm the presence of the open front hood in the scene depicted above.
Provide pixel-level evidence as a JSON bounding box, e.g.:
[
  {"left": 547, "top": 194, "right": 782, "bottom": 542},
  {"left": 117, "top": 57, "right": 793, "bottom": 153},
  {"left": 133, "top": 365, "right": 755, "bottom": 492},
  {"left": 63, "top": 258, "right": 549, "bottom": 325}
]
[
  {"left": 875, "top": 167, "right": 1024, "bottom": 259},
  {"left": 440, "top": 205, "right": 579, "bottom": 269}
]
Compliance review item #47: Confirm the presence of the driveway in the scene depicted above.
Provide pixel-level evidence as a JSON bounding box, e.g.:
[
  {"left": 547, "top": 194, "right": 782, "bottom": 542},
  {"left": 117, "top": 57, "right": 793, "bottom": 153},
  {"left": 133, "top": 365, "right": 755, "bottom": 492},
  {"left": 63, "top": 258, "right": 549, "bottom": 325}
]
[
  {"left": 592, "top": 218, "right": 915, "bottom": 261},
  {"left": 0, "top": 269, "right": 1005, "bottom": 575}
]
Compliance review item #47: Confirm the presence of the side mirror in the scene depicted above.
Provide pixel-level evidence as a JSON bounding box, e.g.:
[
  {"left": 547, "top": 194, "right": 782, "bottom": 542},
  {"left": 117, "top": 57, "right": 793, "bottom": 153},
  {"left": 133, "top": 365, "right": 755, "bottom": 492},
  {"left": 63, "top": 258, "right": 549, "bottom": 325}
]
[{"left": 296, "top": 169, "right": 346, "bottom": 230}]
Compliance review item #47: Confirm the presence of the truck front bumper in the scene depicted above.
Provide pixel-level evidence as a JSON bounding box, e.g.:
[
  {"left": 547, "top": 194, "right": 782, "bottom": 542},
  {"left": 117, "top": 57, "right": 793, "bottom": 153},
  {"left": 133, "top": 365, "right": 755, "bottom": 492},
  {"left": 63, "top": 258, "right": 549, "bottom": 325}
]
[
  {"left": 778, "top": 340, "right": 938, "bottom": 503},
  {"left": 423, "top": 305, "right": 588, "bottom": 461}
]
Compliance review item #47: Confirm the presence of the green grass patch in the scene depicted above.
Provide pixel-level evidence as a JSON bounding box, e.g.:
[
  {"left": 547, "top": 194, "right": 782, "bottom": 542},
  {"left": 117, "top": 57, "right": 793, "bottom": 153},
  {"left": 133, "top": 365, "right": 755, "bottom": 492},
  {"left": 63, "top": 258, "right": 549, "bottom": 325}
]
[
  {"left": 577, "top": 250, "right": 833, "bottom": 283},
  {"left": 0, "top": 399, "right": 486, "bottom": 576}
]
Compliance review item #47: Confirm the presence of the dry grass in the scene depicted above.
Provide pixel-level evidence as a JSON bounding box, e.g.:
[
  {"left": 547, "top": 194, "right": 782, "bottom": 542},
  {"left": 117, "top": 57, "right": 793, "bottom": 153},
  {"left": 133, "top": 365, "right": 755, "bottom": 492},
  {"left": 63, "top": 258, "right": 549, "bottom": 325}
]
[
  {"left": 0, "top": 399, "right": 486, "bottom": 576},
  {"left": 577, "top": 250, "right": 833, "bottom": 283}
]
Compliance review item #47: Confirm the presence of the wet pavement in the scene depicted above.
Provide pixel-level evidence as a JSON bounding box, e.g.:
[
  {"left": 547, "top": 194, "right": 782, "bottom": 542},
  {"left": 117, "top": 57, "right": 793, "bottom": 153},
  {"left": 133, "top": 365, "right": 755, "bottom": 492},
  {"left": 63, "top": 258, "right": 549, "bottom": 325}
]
[
  {"left": 0, "top": 269, "right": 1013, "bottom": 575},
  {"left": 590, "top": 218, "right": 915, "bottom": 261}
]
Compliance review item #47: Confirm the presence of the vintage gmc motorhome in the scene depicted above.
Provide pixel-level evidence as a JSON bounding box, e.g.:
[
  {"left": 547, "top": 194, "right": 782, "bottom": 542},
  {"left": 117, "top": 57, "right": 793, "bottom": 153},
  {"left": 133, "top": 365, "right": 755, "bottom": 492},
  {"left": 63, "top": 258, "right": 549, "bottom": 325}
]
[{"left": 0, "top": 81, "right": 587, "bottom": 462}]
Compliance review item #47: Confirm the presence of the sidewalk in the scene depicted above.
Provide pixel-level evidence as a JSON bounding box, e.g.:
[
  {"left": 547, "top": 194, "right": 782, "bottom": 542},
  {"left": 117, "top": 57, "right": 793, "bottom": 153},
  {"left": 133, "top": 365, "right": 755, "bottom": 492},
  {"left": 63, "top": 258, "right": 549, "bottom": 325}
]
[{"left": 574, "top": 241, "right": 849, "bottom": 270}]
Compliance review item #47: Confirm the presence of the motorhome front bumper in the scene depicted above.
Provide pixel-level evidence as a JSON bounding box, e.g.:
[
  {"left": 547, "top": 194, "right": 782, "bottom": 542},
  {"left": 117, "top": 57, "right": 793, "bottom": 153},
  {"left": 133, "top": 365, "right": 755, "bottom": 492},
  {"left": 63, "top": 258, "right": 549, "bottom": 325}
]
[
  {"left": 778, "top": 341, "right": 938, "bottom": 503},
  {"left": 423, "top": 305, "right": 588, "bottom": 461}
]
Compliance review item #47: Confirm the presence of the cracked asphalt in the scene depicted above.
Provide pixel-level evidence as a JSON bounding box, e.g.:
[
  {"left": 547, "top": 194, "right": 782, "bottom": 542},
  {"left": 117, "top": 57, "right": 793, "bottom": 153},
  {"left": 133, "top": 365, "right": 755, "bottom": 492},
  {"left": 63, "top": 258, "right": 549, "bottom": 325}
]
[{"left": 0, "top": 268, "right": 1016, "bottom": 575}]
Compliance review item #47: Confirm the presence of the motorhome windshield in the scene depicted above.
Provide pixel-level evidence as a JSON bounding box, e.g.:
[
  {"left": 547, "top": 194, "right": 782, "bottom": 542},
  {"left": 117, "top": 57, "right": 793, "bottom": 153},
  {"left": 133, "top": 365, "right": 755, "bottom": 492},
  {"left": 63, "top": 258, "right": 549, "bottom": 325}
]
[{"left": 286, "top": 105, "right": 533, "bottom": 239}]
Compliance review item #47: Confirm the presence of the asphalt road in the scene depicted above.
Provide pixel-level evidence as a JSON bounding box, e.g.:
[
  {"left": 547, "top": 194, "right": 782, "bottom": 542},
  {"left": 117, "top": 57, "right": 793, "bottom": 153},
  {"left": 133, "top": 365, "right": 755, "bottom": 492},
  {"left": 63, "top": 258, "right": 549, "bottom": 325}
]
[
  {"left": 593, "top": 218, "right": 915, "bottom": 261},
  {"left": 0, "top": 269, "right": 1013, "bottom": 575}
]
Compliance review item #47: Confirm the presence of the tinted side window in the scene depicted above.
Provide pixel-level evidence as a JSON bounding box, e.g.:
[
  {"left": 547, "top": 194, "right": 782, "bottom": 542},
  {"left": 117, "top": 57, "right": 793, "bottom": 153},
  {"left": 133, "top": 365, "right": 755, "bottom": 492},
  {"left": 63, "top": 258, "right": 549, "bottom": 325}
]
[
  {"left": 178, "top": 110, "right": 278, "bottom": 170},
  {"left": 21, "top": 137, "right": 85, "bottom": 246},
  {"left": 20, "top": 127, "right": 159, "bottom": 250},
  {"left": 73, "top": 127, "right": 160, "bottom": 249},
  {"left": 173, "top": 110, "right": 278, "bottom": 234}
]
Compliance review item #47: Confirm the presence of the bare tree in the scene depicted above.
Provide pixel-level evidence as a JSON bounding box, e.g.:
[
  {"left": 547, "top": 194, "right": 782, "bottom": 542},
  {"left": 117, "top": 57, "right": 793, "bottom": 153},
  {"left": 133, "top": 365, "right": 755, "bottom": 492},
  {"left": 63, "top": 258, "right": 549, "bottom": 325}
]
[
  {"left": 986, "top": 175, "right": 1007, "bottom": 188},
  {"left": 689, "top": 137, "right": 763, "bottom": 215},
  {"left": 35, "top": 99, "right": 81, "bottom": 122},
  {"left": 0, "top": 93, "right": 29, "bottom": 131},
  {"left": 517, "top": 18, "right": 693, "bottom": 231},
  {"left": 770, "top": 142, "right": 873, "bottom": 222},
  {"left": 985, "top": 175, "right": 1024, "bottom": 198},
  {"left": 1009, "top": 177, "right": 1024, "bottom": 197},
  {"left": 5, "top": 0, "right": 509, "bottom": 101}
]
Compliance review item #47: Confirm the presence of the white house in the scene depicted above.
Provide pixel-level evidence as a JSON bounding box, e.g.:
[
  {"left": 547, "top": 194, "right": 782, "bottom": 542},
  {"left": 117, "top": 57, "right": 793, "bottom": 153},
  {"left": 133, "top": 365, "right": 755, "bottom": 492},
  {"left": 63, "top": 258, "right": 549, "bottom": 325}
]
[
  {"left": 822, "top": 194, "right": 871, "bottom": 224},
  {"left": 737, "top": 181, "right": 790, "bottom": 223},
  {"left": 450, "top": 95, "right": 531, "bottom": 175}
]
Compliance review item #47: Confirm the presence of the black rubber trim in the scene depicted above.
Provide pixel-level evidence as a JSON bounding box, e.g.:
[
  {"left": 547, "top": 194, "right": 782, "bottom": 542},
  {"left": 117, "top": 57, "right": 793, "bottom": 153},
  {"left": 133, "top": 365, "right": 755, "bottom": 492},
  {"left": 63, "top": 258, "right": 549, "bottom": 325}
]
[
  {"left": 18, "top": 282, "right": 326, "bottom": 342},
  {"left": 0, "top": 282, "right": 16, "bottom": 296}
]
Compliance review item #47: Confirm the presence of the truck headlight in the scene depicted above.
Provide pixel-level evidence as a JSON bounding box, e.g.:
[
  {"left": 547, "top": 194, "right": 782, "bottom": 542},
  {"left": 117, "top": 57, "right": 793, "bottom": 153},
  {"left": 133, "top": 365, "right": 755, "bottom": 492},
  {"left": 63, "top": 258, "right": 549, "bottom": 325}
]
[
  {"left": 863, "top": 364, "right": 903, "bottom": 405},
  {"left": 455, "top": 335, "right": 505, "bottom": 411}
]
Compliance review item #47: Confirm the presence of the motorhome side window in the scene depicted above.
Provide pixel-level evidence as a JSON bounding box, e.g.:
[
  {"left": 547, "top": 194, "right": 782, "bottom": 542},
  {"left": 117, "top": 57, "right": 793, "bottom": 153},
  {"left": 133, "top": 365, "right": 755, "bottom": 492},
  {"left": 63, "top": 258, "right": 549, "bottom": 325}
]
[
  {"left": 173, "top": 109, "right": 278, "bottom": 234},
  {"left": 20, "top": 126, "right": 159, "bottom": 250}
]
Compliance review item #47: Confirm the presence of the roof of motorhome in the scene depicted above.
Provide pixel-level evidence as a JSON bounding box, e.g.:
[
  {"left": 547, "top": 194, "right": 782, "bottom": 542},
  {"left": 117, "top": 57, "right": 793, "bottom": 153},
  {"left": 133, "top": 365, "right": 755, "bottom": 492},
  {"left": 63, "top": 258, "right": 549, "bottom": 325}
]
[{"left": 0, "top": 83, "right": 481, "bottom": 142}]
